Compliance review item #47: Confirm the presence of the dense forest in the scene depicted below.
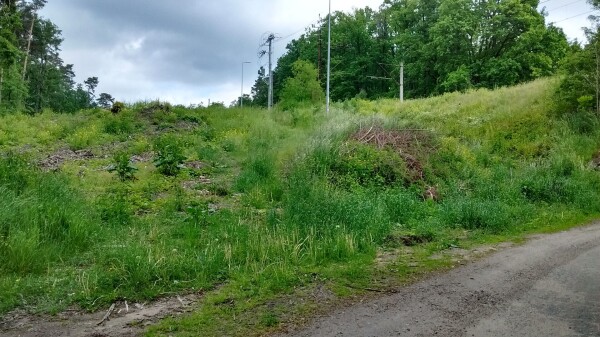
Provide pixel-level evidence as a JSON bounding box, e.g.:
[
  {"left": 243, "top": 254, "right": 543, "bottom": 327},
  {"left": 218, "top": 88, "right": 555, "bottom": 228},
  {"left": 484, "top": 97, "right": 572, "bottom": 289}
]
[
  {"left": 249, "top": 0, "right": 599, "bottom": 115},
  {"left": 0, "top": 0, "right": 109, "bottom": 114}
]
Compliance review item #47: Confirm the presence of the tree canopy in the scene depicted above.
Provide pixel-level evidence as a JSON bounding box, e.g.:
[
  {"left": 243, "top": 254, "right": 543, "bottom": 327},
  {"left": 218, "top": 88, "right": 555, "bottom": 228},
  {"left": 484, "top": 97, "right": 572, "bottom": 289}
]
[
  {"left": 0, "top": 0, "right": 108, "bottom": 114},
  {"left": 252, "top": 0, "right": 570, "bottom": 106}
]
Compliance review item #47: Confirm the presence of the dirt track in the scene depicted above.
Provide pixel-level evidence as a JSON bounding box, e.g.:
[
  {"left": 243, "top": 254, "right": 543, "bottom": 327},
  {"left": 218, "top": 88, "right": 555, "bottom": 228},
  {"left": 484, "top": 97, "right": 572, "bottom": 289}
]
[{"left": 280, "top": 222, "right": 600, "bottom": 337}]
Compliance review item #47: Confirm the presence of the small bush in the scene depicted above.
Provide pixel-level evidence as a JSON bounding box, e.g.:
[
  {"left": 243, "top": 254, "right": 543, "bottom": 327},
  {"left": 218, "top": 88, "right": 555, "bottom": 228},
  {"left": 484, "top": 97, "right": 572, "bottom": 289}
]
[
  {"left": 104, "top": 111, "right": 137, "bottom": 135},
  {"left": 153, "top": 135, "right": 186, "bottom": 176},
  {"left": 107, "top": 151, "right": 137, "bottom": 181},
  {"left": 329, "top": 142, "right": 409, "bottom": 189},
  {"left": 111, "top": 101, "right": 125, "bottom": 114}
]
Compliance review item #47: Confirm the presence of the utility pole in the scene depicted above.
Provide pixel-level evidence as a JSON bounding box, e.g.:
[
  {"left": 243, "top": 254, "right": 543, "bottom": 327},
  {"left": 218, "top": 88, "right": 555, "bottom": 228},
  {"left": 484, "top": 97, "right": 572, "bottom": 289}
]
[
  {"left": 258, "top": 32, "right": 278, "bottom": 110},
  {"left": 240, "top": 61, "right": 251, "bottom": 108},
  {"left": 370, "top": 61, "right": 405, "bottom": 102},
  {"left": 318, "top": 15, "right": 322, "bottom": 81},
  {"left": 400, "top": 61, "right": 404, "bottom": 103},
  {"left": 326, "top": 0, "right": 332, "bottom": 114},
  {"left": 267, "top": 34, "right": 275, "bottom": 110}
]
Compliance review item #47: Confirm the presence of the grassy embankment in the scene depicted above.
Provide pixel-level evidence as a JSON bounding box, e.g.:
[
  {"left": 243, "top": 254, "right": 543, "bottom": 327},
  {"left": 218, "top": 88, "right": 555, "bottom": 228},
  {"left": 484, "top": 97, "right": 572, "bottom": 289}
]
[{"left": 0, "top": 78, "right": 599, "bottom": 335}]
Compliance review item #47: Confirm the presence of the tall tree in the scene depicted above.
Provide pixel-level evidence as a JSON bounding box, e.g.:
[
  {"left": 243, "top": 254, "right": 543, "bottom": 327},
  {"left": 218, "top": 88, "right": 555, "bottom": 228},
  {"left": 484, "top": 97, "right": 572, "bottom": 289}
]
[
  {"left": 250, "top": 66, "right": 268, "bottom": 107},
  {"left": 279, "top": 60, "right": 324, "bottom": 109},
  {"left": 557, "top": 5, "right": 600, "bottom": 116},
  {"left": 84, "top": 76, "right": 99, "bottom": 108},
  {"left": 266, "top": 0, "right": 568, "bottom": 102},
  {"left": 0, "top": 0, "right": 26, "bottom": 111}
]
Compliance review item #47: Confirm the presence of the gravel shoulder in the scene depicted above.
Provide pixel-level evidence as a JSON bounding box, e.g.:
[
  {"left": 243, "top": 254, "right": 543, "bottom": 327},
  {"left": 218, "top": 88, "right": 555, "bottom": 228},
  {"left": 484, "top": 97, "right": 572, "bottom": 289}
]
[{"left": 279, "top": 222, "right": 600, "bottom": 337}]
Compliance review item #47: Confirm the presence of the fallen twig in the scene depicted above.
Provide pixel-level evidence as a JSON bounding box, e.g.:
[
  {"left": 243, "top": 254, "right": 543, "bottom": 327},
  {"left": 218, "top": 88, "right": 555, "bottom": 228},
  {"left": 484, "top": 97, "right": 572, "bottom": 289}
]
[
  {"left": 96, "top": 303, "right": 116, "bottom": 326},
  {"left": 340, "top": 283, "right": 398, "bottom": 294}
]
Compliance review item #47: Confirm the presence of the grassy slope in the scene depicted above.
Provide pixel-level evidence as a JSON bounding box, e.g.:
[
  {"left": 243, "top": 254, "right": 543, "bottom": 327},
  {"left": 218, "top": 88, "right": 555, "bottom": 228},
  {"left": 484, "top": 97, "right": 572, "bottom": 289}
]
[{"left": 0, "top": 79, "right": 599, "bottom": 335}]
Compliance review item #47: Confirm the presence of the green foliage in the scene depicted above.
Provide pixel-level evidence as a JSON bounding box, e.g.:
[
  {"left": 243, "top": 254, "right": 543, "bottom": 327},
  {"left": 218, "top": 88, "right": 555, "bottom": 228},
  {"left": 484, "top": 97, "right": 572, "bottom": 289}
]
[
  {"left": 328, "top": 141, "right": 409, "bottom": 189},
  {"left": 442, "top": 65, "right": 472, "bottom": 93},
  {"left": 0, "top": 154, "right": 100, "bottom": 274},
  {"left": 97, "top": 185, "right": 133, "bottom": 227},
  {"left": 250, "top": 67, "right": 269, "bottom": 107},
  {"left": 153, "top": 134, "right": 186, "bottom": 176},
  {"left": 270, "top": 0, "right": 568, "bottom": 101},
  {"left": 557, "top": 28, "right": 599, "bottom": 116},
  {"left": 279, "top": 60, "right": 324, "bottom": 110},
  {"left": 103, "top": 110, "right": 137, "bottom": 135},
  {"left": 1, "top": 79, "right": 600, "bottom": 335},
  {"left": 107, "top": 151, "right": 137, "bottom": 181},
  {"left": 0, "top": 2, "right": 109, "bottom": 114},
  {"left": 111, "top": 101, "right": 125, "bottom": 114},
  {"left": 577, "top": 95, "right": 595, "bottom": 111}
]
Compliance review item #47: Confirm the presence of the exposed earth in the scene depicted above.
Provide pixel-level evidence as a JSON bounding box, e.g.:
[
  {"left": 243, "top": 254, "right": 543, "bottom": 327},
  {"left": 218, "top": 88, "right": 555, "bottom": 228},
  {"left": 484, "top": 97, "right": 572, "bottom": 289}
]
[{"left": 0, "top": 293, "right": 202, "bottom": 337}]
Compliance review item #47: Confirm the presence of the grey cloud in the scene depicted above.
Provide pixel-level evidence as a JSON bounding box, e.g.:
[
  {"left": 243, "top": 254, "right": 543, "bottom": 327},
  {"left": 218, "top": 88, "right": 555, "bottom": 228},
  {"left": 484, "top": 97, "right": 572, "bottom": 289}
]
[{"left": 43, "top": 0, "right": 275, "bottom": 99}]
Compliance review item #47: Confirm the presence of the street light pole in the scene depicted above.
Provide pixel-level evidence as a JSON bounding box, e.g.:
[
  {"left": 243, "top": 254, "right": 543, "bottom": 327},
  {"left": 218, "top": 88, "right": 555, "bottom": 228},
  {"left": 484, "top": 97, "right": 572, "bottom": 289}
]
[
  {"left": 241, "top": 61, "right": 251, "bottom": 108},
  {"left": 326, "top": 0, "right": 331, "bottom": 114}
]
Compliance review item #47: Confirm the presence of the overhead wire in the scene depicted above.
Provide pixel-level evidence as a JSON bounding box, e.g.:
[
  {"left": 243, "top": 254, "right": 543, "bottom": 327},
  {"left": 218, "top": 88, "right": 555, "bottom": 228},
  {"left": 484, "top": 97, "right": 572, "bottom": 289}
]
[
  {"left": 553, "top": 9, "right": 598, "bottom": 23},
  {"left": 546, "top": 0, "right": 585, "bottom": 12}
]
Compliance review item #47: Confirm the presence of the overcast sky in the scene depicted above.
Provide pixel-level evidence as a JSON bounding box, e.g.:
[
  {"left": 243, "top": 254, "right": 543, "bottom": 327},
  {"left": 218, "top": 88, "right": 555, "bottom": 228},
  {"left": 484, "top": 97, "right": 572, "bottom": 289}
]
[{"left": 40, "top": 0, "right": 597, "bottom": 106}]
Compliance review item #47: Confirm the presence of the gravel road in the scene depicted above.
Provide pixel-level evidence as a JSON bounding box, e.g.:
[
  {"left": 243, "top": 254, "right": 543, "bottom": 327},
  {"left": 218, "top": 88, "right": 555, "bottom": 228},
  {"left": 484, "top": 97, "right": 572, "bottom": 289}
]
[{"left": 281, "top": 222, "right": 600, "bottom": 337}]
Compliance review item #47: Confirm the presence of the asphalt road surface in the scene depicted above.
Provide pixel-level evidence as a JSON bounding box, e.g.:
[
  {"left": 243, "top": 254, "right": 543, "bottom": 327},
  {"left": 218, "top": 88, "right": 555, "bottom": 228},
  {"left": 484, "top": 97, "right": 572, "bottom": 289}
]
[{"left": 282, "top": 222, "right": 600, "bottom": 337}]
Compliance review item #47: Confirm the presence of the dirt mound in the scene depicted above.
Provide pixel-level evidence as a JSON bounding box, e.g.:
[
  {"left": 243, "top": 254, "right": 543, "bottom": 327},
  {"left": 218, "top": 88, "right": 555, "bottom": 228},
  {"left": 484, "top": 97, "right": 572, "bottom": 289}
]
[
  {"left": 350, "top": 126, "right": 436, "bottom": 181},
  {"left": 40, "top": 148, "right": 95, "bottom": 171}
]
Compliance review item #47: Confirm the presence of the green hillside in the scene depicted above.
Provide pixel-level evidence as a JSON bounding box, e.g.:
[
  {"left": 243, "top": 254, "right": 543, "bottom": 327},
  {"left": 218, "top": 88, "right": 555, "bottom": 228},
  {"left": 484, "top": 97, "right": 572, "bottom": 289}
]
[{"left": 1, "top": 78, "right": 599, "bottom": 335}]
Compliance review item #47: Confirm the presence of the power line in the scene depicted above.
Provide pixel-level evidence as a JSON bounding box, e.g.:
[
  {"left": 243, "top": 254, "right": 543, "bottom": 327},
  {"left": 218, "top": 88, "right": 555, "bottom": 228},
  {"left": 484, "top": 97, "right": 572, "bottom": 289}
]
[
  {"left": 278, "top": 18, "right": 324, "bottom": 43},
  {"left": 553, "top": 9, "right": 598, "bottom": 23},
  {"left": 546, "top": 0, "right": 585, "bottom": 12}
]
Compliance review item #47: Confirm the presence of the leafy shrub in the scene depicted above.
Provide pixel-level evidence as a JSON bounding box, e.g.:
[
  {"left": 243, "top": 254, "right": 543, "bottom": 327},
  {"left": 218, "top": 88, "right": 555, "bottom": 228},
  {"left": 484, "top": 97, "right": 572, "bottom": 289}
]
[
  {"left": 111, "top": 101, "right": 125, "bottom": 114},
  {"left": 329, "top": 142, "right": 409, "bottom": 189},
  {"left": 153, "top": 135, "right": 186, "bottom": 176},
  {"left": 104, "top": 111, "right": 137, "bottom": 135},
  {"left": 107, "top": 152, "right": 137, "bottom": 181}
]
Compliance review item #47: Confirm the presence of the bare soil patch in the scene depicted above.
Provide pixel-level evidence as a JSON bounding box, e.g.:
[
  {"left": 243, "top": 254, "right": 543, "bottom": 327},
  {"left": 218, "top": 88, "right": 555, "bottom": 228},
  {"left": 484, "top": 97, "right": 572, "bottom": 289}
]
[
  {"left": 40, "top": 148, "right": 95, "bottom": 171},
  {"left": 0, "top": 293, "right": 202, "bottom": 337}
]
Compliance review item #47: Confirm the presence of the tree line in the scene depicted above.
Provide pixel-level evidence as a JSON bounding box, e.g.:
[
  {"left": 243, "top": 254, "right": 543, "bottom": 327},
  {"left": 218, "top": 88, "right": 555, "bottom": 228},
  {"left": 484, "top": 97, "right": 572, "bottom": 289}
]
[
  {"left": 557, "top": 0, "right": 600, "bottom": 118},
  {"left": 248, "top": 0, "right": 575, "bottom": 107},
  {"left": 0, "top": 0, "right": 111, "bottom": 114}
]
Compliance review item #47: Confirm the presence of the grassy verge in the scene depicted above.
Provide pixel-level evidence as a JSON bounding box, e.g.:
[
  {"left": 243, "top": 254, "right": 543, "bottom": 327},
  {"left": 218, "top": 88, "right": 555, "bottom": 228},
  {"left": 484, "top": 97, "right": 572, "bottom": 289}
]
[{"left": 0, "top": 79, "right": 599, "bottom": 336}]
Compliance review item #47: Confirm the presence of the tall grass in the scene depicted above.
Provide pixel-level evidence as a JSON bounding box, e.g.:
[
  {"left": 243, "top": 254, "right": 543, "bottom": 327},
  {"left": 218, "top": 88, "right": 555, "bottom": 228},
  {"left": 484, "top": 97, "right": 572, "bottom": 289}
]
[
  {"left": 0, "top": 78, "right": 599, "bottom": 318},
  {"left": 0, "top": 155, "right": 100, "bottom": 274}
]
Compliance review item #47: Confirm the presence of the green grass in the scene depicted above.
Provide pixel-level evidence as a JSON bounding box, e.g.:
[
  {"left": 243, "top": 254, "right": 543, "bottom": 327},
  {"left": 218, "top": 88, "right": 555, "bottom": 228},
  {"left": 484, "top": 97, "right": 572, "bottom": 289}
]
[{"left": 0, "top": 78, "right": 599, "bottom": 335}]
